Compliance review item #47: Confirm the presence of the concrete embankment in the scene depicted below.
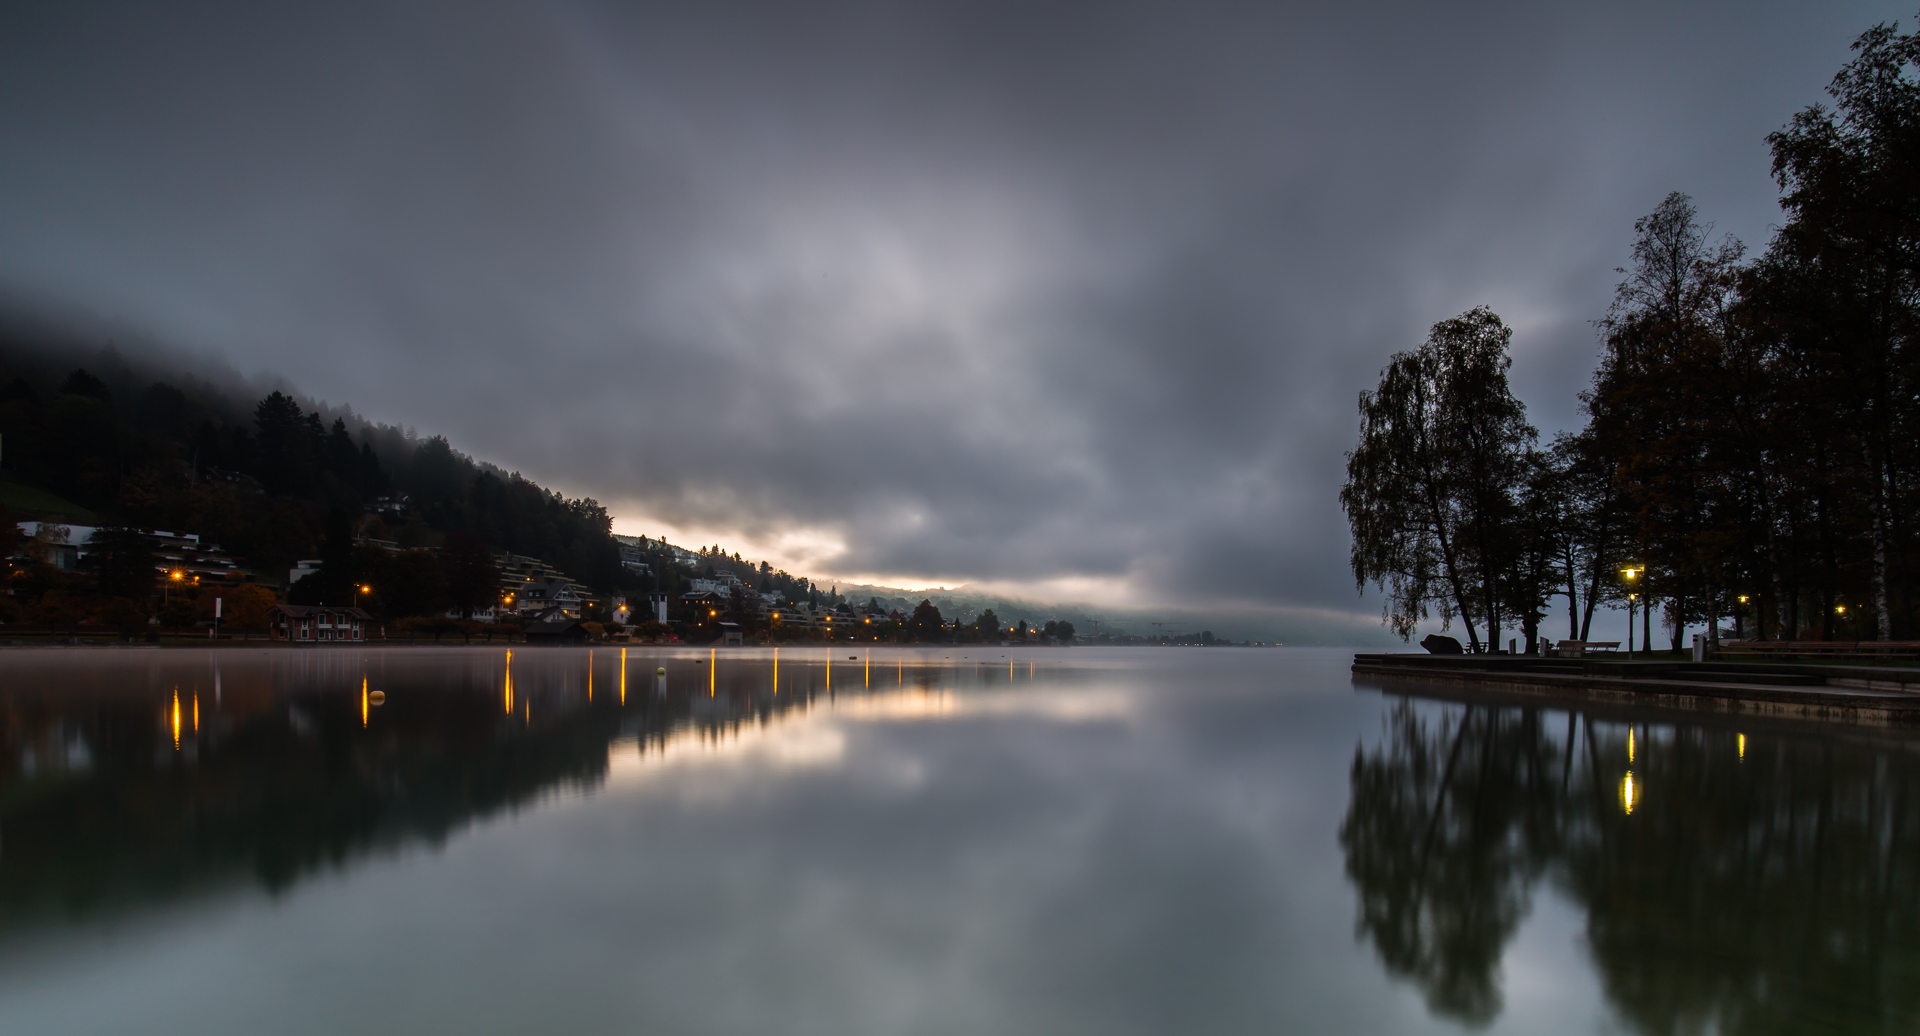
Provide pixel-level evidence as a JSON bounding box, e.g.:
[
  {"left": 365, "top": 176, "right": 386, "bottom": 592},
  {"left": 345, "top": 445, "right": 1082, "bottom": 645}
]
[{"left": 1352, "top": 653, "right": 1920, "bottom": 726}]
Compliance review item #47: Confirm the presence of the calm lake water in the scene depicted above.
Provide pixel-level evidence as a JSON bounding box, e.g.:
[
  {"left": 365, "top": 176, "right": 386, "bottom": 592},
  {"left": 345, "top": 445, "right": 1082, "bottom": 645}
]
[{"left": 0, "top": 646, "right": 1913, "bottom": 1035}]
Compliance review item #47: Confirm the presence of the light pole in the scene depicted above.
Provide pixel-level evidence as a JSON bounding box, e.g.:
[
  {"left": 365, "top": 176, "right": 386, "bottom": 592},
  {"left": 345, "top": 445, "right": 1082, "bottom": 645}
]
[
  {"left": 1626, "top": 594, "right": 1638, "bottom": 659},
  {"left": 356, "top": 583, "right": 371, "bottom": 611},
  {"left": 166, "top": 569, "right": 184, "bottom": 604},
  {"left": 1736, "top": 595, "right": 1749, "bottom": 641},
  {"left": 1622, "top": 567, "right": 1640, "bottom": 660}
]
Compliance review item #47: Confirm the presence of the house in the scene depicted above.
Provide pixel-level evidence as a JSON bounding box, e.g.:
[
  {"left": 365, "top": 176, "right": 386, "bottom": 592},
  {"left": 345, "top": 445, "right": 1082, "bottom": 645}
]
[
  {"left": 13, "top": 522, "right": 249, "bottom": 589},
  {"left": 715, "top": 621, "right": 743, "bottom": 646},
  {"left": 145, "top": 529, "right": 251, "bottom": 589},
  {"left": 613, "top": 534, "right": 690, "bottom": 573},
  {"left": 523, "top": 619, "right": 589, "bottom": 645},
  {"left": 614, "top": 541, "right": 652, "bottom": 576},
  {"left": 268, "top": 604, "right": 373, "bottom": 644},
  {"left": 492, "top": 552, "right": 601, "bottom": 617},
  {"left": 680, "top": 590, "right": 726, "bottom": 619},
  {"left": 775, "top": 602, "right": 837, "bottom": 629},
  {"left": 507, "top": 579, "right": 585, "bottom": 620},
  {"left": 689, "top": 574, "right": 744, "bottom": 594},
  {"left": 446, "top": 602, "right": 507, "bottom": 623}
]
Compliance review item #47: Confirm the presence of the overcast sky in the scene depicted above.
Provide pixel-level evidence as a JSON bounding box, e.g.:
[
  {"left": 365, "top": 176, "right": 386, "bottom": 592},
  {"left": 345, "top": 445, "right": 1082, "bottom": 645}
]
[{"left": 0, "top": 1, "right": 1908, "bottom": 628}]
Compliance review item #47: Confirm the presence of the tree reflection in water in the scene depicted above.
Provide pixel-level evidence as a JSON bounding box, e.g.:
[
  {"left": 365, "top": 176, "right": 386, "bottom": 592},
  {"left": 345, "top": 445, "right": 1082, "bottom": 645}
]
[
  {"left": 1342, "top": 693, "right": 1920, "bottom": 1033},
  {"left": 0, "top": 649, "right": 1015, "bottom": 942}
]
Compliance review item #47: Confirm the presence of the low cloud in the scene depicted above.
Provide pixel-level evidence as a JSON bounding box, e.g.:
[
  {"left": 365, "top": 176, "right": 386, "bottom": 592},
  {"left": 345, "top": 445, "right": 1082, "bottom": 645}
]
[{"left": 0, "top": 1, "right": 1898, "bottom": 623}]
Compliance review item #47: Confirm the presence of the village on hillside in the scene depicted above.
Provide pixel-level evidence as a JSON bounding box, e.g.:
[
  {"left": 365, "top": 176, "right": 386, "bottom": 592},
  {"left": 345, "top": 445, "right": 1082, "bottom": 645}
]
[{"left": 0, "top": 370, "right": 1253, "bottom": 647}]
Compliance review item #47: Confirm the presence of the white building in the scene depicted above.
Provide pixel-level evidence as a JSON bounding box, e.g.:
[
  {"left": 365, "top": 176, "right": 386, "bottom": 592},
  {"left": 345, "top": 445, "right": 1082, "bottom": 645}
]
[{"left": 14, "top": 522, "right": 94, "bottom": 569}]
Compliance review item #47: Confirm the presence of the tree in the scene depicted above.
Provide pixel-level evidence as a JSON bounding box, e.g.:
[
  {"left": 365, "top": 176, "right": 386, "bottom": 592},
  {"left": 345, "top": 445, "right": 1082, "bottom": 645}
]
[
  {"left": 88, "top": 526, "right": 157, "bottom": 600},
  {"left": 60, "top": 369, "right": 109, "bottom": 400},
  {"left": 95, "top": 597, "right": 148, "bottom": 639},
  {"left": 156, "top": 596, "right": 198, "bottom": 630},
  {"left": 381, "top": 549, "right": 449, "bottom": 619},
  {"left": 252, "top": 391, "right": 310, "bottom": 497},
  {"left": 0, "top": 503, "right": 19, "bottom": 562},
  {"left": 1759, "top": 20, "right": 1920, "bottom": 640},
  {"left": 220, "top": 583, "right": 277, "bottom": 636},
  {"left": 1343, "top": 308, "right": 1537, "bottom": 649},
  {"left": 1501, "top": 452, "right": 1569, "bottom": 653},
  {"left": 440, "top": 531, "right": 500, "bottom": 619},
  {"left": 1585, "top": 192, "right": 1746, "bottom": 649},
  {"left": 728, "top": 583, "right": 757, "bottom": 633},
  {"left": 975, "top": 608, "right": 1002, "bottom": 640},
  {"left": 908, "top": 599, "right": 945, "bottom": 641},
  {"left": 290, "top": 508, "right": 357, "bottom": 606}
]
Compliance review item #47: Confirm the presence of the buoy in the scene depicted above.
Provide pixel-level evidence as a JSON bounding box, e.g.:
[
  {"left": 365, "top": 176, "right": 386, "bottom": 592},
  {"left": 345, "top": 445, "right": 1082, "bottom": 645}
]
[
  {"left": 368, "top": 690, "right": 386, "bottom": 705},
  {"left": 656, "top": 667, "right": 666, "bottom": 676},
  {"left": 695, "top": 659, "right": 703, "bottom": 664},
  {"left": 849, "top": 655, "right": 857, "bottom": 659}
]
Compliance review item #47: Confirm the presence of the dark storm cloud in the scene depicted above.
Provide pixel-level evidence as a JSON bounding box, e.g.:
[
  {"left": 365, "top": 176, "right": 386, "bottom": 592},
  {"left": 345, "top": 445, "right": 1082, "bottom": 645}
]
[{"left": 0, "top": 1, "right": 1906, "bottom": 618}]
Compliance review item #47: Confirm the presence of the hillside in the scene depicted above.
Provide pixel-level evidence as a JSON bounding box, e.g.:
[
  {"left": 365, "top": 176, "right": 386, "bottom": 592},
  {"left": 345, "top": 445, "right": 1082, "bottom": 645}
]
[{"left": 0, "top": 317, "right": 639, "bottom": 607}]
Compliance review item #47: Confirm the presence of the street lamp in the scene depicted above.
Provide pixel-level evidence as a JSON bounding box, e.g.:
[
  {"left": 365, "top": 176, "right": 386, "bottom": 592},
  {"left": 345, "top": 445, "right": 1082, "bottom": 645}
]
[
  {"left": 356, "top": 584, "right": 371, "bottom": 610},
  {"left": 1736, "top": 595, "right": 1749, "bottom": 641},
  {"left": 1621, "top": 567, "right": 1640, "bottom": 660},
  {"left": 166, "top": 569, "right": 184, "bottom": 604}
]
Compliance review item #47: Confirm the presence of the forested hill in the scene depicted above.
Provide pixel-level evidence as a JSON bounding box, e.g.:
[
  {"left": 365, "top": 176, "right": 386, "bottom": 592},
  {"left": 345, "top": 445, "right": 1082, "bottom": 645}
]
[{"left": 0, "top": 322, "right": 629, "bottom": 593}]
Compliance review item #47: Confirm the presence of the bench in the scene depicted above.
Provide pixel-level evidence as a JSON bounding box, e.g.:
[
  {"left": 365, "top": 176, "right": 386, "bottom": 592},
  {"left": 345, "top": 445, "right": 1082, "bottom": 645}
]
[{"left": 1554, "top": 640, "right": 1621, "bottom": 657}]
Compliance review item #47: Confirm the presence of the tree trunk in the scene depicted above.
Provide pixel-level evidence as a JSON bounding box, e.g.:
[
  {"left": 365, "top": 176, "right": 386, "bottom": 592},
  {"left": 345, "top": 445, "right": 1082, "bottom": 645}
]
[
  {"left": 1579, "top": 552, "right": 1606, "bottom": 642},
  {"left": 1705, "top": 578, "right": 1719, "bottom": 650},
  {"left": 1433, "top": 519, "right": 1482, "bottom": 652},
  {"left": 1563, "top": 547, "right": 1580, "bottom": 639},
  {"left": 1867, "top": 442, "right": 1893, "bottom": 641},
  {"left": 1668, "top": 579, "right": 1685, "bottom": 652}
]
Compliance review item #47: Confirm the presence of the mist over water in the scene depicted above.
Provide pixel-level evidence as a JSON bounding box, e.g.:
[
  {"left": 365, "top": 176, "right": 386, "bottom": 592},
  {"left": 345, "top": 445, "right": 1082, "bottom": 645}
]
[{"left": 0, "top": 647, "right": 1912, "bottom": 1034}]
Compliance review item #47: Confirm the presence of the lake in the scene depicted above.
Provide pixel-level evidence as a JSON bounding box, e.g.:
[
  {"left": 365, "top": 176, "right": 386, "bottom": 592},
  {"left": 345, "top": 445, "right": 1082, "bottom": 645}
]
[{"left": 0, "top": 646, "right": 1912, "bottom": 1034}]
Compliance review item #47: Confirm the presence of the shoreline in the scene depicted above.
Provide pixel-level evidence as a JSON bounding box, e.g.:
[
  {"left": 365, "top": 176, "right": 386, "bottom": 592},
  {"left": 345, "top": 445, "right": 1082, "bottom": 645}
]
[{"left": 1353, "top": 652, "right": 1920, "bottom": 727}]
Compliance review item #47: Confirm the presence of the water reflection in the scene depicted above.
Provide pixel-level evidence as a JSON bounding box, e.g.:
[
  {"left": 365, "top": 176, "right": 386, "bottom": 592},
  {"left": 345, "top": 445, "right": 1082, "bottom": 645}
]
[
  {"left": 7, "top": 648, "right": 1917, "bottom": 1034},
  {"left": 1344, "top": 681, "right": 1920, "bottom": 1033},
  {"left": 0, "top": 647, "right": 1061, "bottom": 942}
]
